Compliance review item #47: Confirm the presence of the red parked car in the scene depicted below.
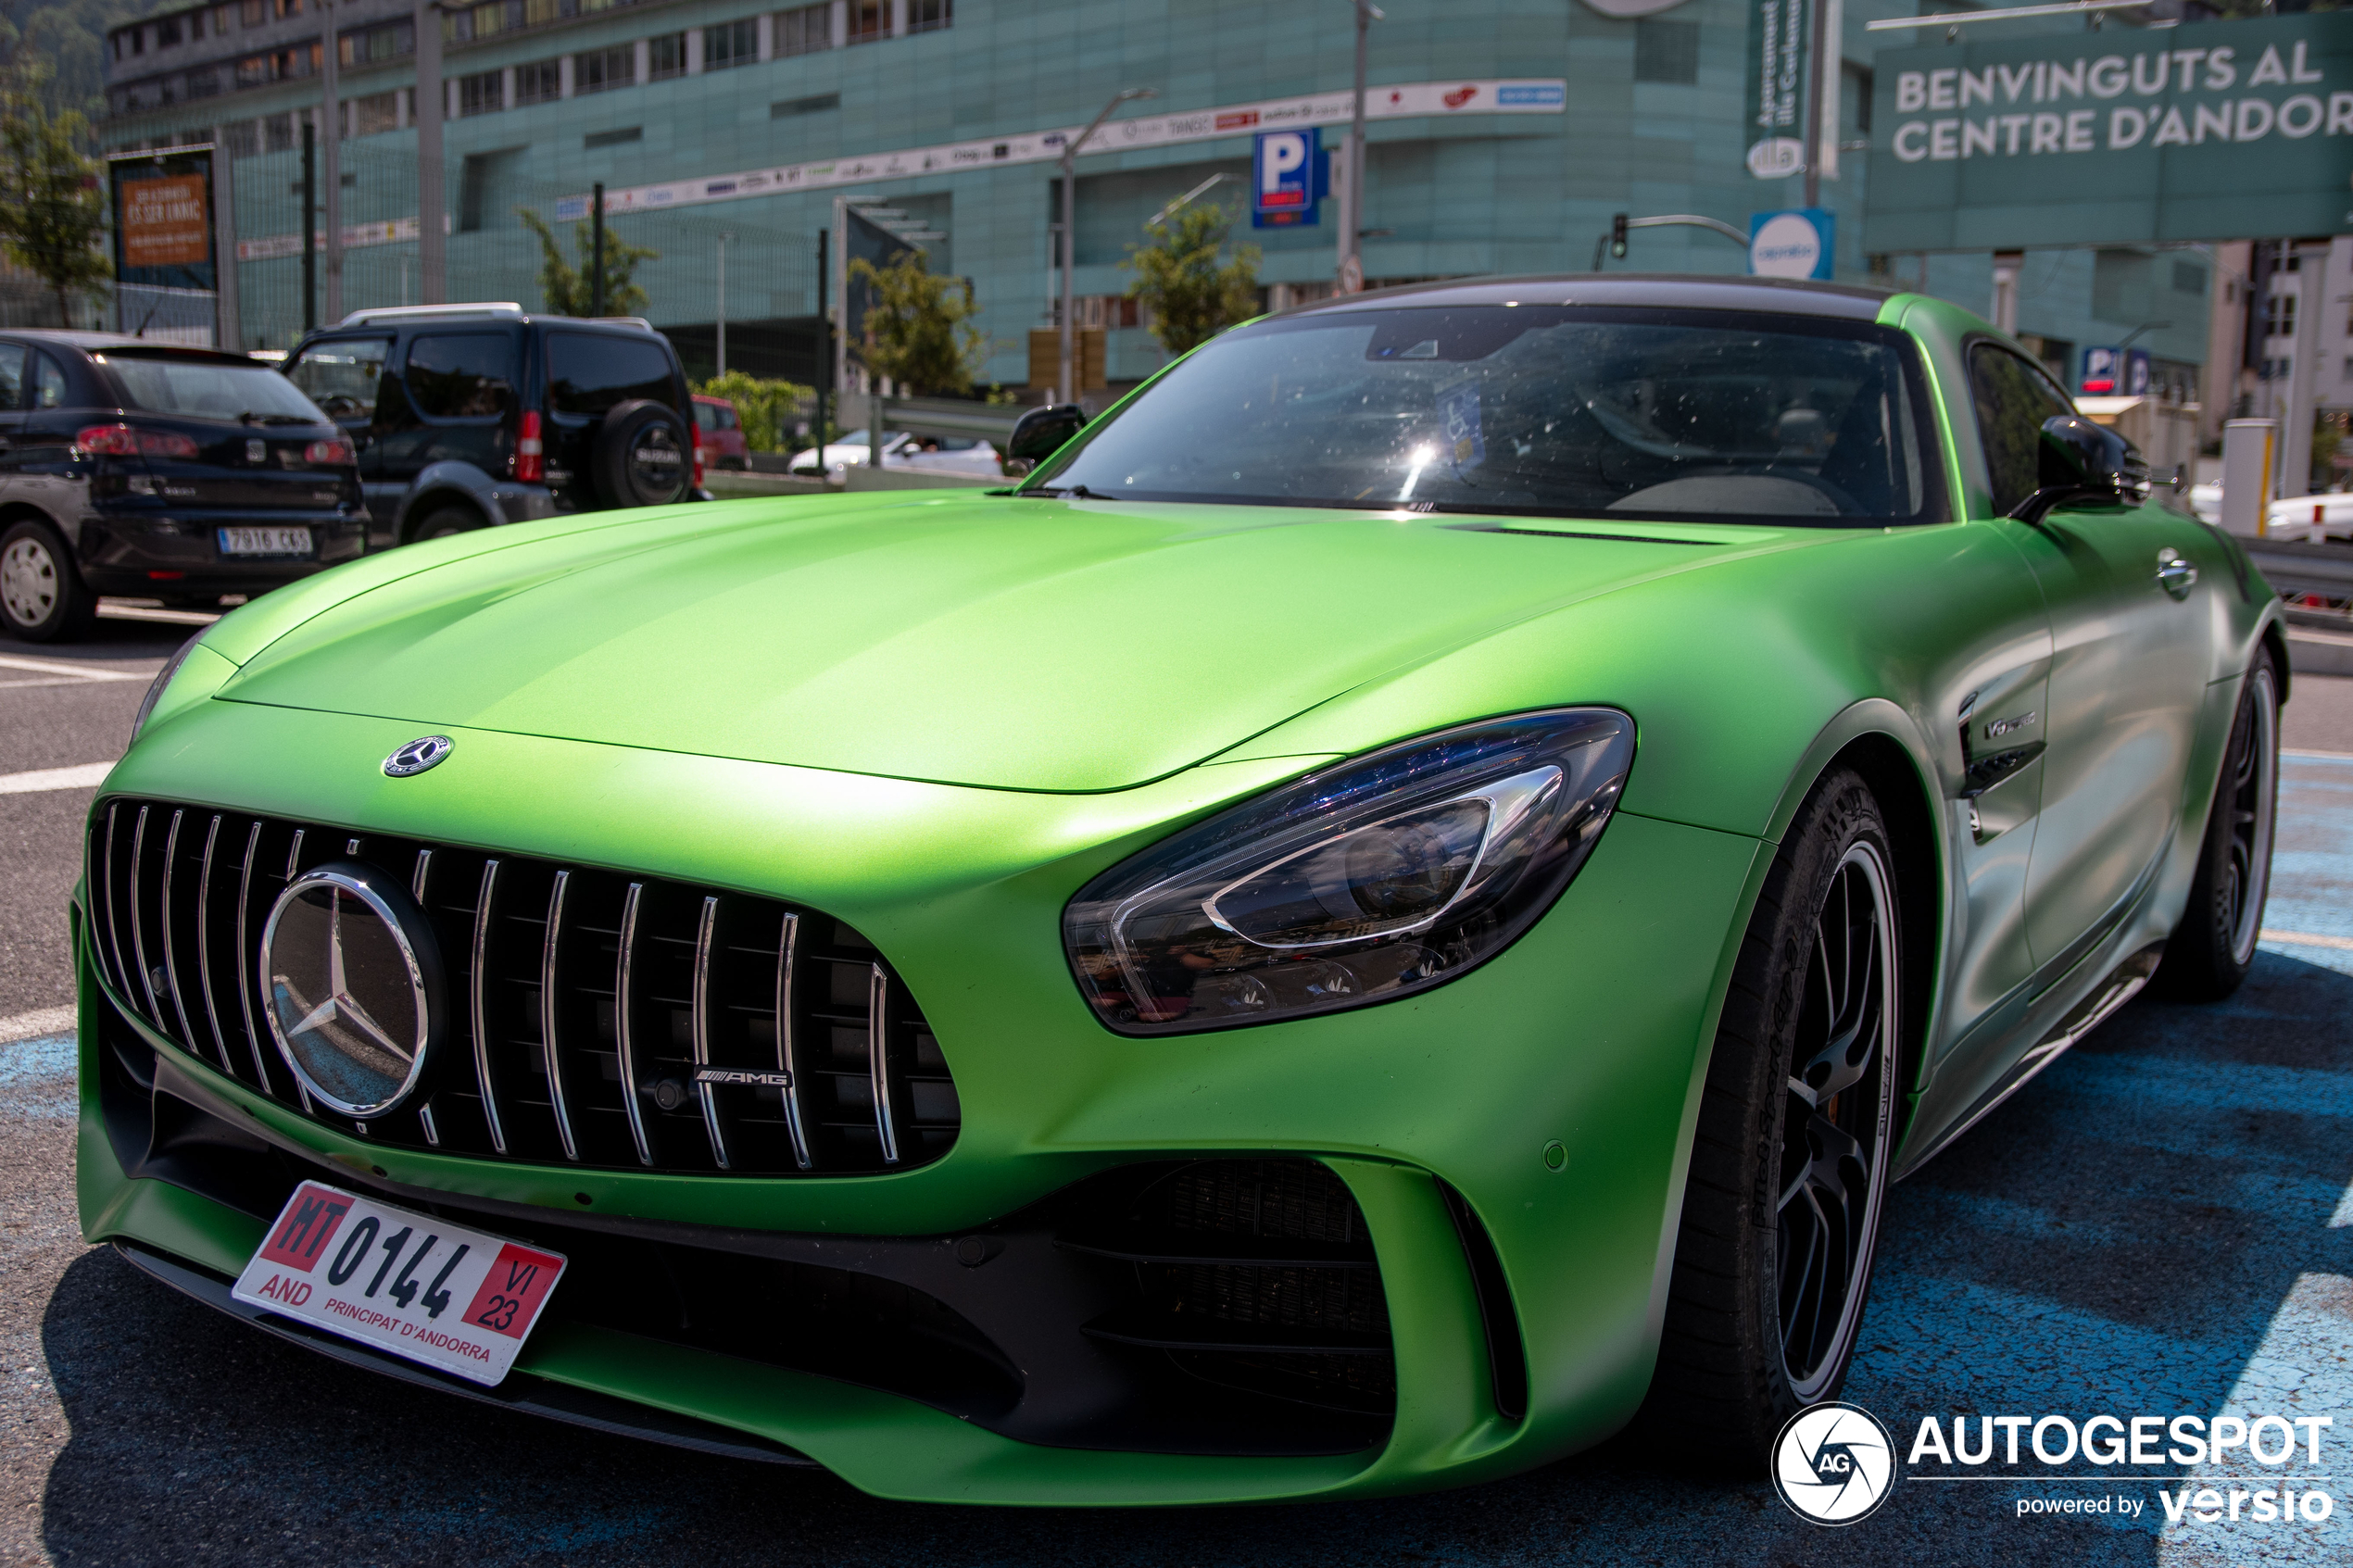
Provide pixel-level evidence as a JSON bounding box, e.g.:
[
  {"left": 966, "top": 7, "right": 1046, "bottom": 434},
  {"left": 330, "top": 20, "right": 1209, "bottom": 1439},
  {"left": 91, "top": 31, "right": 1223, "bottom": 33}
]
[{"left": 692, "top": 395, "right": 749, "bottom": 470}]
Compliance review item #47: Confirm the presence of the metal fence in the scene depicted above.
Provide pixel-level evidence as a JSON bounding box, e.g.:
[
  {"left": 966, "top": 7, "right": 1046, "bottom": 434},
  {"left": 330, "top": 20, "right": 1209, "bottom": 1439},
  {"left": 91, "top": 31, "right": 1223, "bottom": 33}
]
[{"left": 224, "top": 139, "right": 823, "bottom": 381}]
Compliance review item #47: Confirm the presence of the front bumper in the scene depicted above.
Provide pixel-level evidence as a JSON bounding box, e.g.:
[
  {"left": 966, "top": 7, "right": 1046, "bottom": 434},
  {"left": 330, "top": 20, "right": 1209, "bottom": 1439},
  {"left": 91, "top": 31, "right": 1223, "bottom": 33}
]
[
  {"left": 79, "top": 510, "right": 369, "bottom": 596},
  {"left": 75, "top": 697, "right": 1763, "bottom": 1504}
]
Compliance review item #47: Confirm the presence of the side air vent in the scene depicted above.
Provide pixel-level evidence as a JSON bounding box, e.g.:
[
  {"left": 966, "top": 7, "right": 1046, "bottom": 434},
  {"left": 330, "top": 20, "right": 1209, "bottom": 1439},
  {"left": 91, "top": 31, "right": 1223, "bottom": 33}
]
[
  {"left": 1067, "top": 1159, "right": 1395, "bottom": 1418},
  {"left": 86, "top": 798, "right": 958, "bottom": 1176}
]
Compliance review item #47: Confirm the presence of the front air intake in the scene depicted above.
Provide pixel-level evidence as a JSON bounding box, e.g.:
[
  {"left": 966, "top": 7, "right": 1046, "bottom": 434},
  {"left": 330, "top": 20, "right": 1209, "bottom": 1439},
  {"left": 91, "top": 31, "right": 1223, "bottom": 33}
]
[{"left": 86, "top": 798, "right": 958, "bottom": 1176}]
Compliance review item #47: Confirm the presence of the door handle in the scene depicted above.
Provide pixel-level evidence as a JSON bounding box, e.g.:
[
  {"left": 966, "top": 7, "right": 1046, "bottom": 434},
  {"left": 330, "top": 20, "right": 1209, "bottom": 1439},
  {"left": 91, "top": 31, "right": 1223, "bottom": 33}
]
[{"left": 2156, "top": 548, "right": 2197, "bottom": 600}]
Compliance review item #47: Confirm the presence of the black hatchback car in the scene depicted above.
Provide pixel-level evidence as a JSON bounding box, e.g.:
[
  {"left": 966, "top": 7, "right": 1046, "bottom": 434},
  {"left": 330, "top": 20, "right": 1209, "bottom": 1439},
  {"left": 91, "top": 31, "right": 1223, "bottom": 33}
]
[
  {"left": 281, "top": 305, "right": 698, "bottom": 549},
  {"left": 0, "top": 332, "right": 366, "bottom": 642}
]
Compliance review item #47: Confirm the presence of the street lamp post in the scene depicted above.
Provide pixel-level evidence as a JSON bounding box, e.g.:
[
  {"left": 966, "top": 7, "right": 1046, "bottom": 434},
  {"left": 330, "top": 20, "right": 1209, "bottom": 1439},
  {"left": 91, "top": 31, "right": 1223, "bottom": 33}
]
[
  {"left": 715, "top": 232, "right": 732, "bottom": 376},
  {"left": 1061, "top": 86, "right": 1156, "bottom": 406},
  {"left": 1338, "top": 1, "right": 1381, "bottom": 295},
  {"left": 321, "top": 0, "right": 341, "bottom": 322},
  {"left": 415, "top": 0, "right": 445, "bottom": 304}
]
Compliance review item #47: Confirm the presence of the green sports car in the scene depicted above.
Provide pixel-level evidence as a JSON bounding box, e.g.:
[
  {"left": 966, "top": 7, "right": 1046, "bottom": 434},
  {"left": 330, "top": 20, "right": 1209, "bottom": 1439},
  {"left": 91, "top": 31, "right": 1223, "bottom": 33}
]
[{"left": 76, "top": 276, "right": 2284, "bottom": 1503}]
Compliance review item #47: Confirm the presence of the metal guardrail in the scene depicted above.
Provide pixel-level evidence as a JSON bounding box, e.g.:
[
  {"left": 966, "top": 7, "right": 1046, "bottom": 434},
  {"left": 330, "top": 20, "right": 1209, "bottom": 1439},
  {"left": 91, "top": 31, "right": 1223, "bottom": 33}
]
[
  {"left": 877, "top": 395, "right": 1025, "bottom": 444},
  {"left": 2245, "top": 540, "right": 2353, "bottom": 600}
]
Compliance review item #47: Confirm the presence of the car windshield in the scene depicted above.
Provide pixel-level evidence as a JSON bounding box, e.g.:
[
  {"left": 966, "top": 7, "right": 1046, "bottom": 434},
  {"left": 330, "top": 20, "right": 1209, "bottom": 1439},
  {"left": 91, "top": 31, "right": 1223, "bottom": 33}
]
[
  {"left": 99, "top": 354, "right": 332, "bottom": 424},
  {"left": 1029, "top": 306, "right": 1942, "bottom": 525}
]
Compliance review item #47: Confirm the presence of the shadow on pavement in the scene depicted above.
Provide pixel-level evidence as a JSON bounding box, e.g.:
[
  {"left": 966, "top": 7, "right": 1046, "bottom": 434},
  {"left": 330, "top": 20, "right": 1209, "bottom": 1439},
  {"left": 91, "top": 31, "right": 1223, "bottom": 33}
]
[{"left": 36, "top": 951, "right": 2353, "bottom": 1568}]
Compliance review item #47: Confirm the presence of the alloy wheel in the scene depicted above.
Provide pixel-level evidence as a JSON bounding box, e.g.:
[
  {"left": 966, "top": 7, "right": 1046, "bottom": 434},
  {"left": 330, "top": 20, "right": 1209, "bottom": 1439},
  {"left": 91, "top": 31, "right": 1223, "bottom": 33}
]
[
  {"left": 2222, "top": 664, "right": 2279, "bottom": 968},
  {"left": 1777, "top": 839, "right": 1898, "bottom": 1402},
  {"left": 2, "top": 535, "right": 60, "bottom": 628}
]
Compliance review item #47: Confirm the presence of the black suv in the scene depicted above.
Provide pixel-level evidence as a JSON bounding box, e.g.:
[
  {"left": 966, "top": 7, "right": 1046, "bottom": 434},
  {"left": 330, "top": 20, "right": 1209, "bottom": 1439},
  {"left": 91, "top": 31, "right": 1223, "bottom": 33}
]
[
  {"left": 0, "top": 331, "right": 367, "bottom": 642},
  {"left": 282, "top": 305, "right": 698, "bottom": 548}
]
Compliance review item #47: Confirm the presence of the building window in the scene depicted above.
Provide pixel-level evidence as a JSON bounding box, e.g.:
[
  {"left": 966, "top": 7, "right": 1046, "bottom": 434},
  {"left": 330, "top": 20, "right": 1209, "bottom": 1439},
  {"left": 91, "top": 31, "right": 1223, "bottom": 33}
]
[
  {"left": 525, "top": 0, "right": 562, "bottom": 24},
  {"left": 770, "top": 91, "right": 839, "bottom": 118},
  {"left": 2172, "top": 261, "right": 2207, "bottom": 296},
  {"left": 907, "top": 0, "right": 950, "bottom": 33},
  {"left": 648, "top": 32, "right": 686, "bottom": 79},
  {"left": 576, "top": 44, "right": 635, "bottom": 94},
  {"left": 241, "top": 0, "right": 262, "bottom": 25},
  {"left": 157, "top": 17, "right": 182, "bottom": 46},
  {"left": 585, "top": 125, "right": 641, "bottom": 148},
  {"left": 274, "top": 0, "right": 298, "bottom": 19},
  {"left": 224, "top": 119, "right": 259, "bottom": 157},
  {"left": 777, "top": 3, "right": 830, "bottom": 55},
  {"left": 459, "top": 70, "right": 503, "bottom": 116},
  {"left": 704, "top": 19, "right": 757, "bottom": 69},
  {"left": 210, "top": 6, "right": 233, "bottom": 37},
  {"left": 130, "top": 26, "right": 145, "bottom": 56},
  {"left": 186, "top": 66, "right": 221, "bottom": 99},
  {"left": 848, "top": 0, "right": 886, "bottom": 44},
  {"left": 1633, "top": 19, "right": 1698, "bottom": 85},
  {"left": 2265, "top": 291, "right": 2296, "bottom": 340},
  {"left": 515, "top": 58, "right": 562, "bottom": 105},
  {"left": 352, "top": 90, "right": 401, "bottom": 135},
  {"left": 263, "top": 111, "right": 296, "bottom": 152},
  {"left": 340, "top": 20, "right": 415, "bottom": 68}
]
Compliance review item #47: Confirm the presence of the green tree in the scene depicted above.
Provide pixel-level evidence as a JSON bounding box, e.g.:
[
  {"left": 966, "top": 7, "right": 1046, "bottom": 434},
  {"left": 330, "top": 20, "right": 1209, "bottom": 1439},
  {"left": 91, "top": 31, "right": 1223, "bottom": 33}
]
[
  {"left": 846, "top": 249, "right": 988, "bottom": 396},
  {"left": 517, "top": 207, "right": 659, "bottom": 318},
  {"left": 0, "top": 67, "right": 112, "bottom": 325},
  {"left": 1122, "top": 203, "right": 1261, "bottom": 358},
  {"left": 695, "top": 370, "right": 813, "bottom": 453}
]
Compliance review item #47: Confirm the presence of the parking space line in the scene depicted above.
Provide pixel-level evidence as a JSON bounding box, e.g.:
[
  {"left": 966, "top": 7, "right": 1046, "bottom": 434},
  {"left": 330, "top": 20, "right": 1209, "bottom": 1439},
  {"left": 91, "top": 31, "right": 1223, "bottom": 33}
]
[
  {"left": 2261, "top": 928, "right": 2353, "bottom": 951},
  {"left": 0, "top": 1007, "right": 73, "bottom": 1045},
  {"left": 0, "top": 762, "right": 114, "bottom": 795},
  {"left": 0, "top": 655, "right": 149, "bottom": 683}
]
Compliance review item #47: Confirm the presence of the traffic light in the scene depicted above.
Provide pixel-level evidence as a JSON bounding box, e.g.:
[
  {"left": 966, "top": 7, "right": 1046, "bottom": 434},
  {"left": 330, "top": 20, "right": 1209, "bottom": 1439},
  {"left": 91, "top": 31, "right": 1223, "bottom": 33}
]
[{"left": 1610, "top": 213, "right": 1629, "bottom": 259}]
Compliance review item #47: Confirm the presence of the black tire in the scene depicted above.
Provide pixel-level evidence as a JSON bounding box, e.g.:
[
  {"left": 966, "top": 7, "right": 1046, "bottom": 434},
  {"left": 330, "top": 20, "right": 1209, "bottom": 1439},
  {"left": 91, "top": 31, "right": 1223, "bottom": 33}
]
[
  {"left": 2156, "top": 647, "right": 2281, "bottom": 1002},
  {"left": 1634, "top": 767, "right": 1904, "bottom": 1468},
  {"left": 590, "top": 400, "right": 693, "bottom": 509},
  {"left": 0, "top": 518, "right": 96, "bottom": 643},
  {"left": 410, "top": 506, "right": 484, "bottom": 544}
]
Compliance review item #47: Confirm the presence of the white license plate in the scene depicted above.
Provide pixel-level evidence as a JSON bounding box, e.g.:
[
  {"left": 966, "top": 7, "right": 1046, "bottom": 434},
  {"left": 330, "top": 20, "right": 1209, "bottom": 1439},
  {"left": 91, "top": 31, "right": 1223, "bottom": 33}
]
[
  {"left": 217, "top": 525, "right": 312, "bottom": 557},
  {"left": 233, "top": 1181, "right": 566, "bottom": 1386}
]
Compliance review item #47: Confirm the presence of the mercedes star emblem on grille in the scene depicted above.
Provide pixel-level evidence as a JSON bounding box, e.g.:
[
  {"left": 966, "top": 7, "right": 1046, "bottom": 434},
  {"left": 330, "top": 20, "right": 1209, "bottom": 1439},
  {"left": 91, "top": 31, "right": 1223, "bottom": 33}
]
[
  {"left": 259, "top": 863, "right": 445, "bottom": 1117},
  {"left": 383, "top": 735, "right": 454, "bottom": 777}
]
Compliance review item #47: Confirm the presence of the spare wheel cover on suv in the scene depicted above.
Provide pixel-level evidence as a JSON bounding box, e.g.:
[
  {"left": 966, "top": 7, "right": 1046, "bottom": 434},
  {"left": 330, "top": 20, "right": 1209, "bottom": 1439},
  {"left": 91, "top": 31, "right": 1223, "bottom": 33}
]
[{"left": 592, "top": 399, "right": 692, "bottom": 508}]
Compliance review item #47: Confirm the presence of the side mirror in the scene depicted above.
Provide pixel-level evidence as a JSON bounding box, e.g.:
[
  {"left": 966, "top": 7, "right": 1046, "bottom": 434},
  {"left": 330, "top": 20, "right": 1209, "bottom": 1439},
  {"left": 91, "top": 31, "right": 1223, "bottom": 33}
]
[
  {"left": 2009, "top": 414, "right": 2151, "bottom": 524},
  {"left": 1005, "top": 403, "right": 1087, "bottom": 473}
]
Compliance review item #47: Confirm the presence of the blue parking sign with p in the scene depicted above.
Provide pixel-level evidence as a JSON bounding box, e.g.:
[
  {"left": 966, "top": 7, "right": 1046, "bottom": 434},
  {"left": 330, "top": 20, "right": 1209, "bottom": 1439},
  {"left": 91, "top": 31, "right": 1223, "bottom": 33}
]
[{"left": 1252, "top": 131, "right": 1327, "bottom": 228}]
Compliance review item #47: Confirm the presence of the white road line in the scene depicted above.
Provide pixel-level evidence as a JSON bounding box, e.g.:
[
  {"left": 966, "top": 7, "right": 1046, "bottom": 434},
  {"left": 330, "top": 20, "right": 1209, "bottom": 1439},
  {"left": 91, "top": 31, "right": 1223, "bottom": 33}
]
[
  {"left": 0, "top": 762, "right": 114, "bottom": 795},
  {"left": 0, "top": 654, "right": 149, "bottom": 683},
  {"left": 0, "top": 1006, "right": 73, "bottom": 1044},
  {"left": 2284, "top": 748, "right": 2353, "bottom": 763},
  {"left": 0, "top": 678, "right": 98, "bottom": 691},
  {"left": 2260, "top": 928, "right": 2353, "bottom": 952},
  {"left": 96, "top": 602, "right": 218, "bottom": 627}
]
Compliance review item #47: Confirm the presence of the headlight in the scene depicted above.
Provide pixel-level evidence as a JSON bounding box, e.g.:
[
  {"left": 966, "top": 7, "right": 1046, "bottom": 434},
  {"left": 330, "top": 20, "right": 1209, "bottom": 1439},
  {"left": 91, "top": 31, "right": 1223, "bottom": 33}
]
[
  {"left": 1064, "top": 709, "right": 1635, "bottom": 1035},
  {"left": 129, "top": 631, "right": 205, "bottom": 746}
]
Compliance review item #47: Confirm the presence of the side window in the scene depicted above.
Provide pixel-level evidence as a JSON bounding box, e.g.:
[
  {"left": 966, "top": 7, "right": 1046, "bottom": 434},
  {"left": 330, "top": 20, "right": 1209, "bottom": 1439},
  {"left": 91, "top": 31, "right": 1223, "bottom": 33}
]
[
  {"left": 0, "top": 344, "right": 24, "bottom": 410},
  {"left": 29, "top": 352, "right": 69, "bottom": 410},
  {"left": 404, "top": 332, "right": 515, "bottom": 420},
  {"left": 287, "top": 336, "right": 392, "bottom": 421},
  {"left": 1968, "top": 344, "right": 2075, "bottom": 516},
  {"left": 547, "top": 332, "right": 674, "bottom": 417}
]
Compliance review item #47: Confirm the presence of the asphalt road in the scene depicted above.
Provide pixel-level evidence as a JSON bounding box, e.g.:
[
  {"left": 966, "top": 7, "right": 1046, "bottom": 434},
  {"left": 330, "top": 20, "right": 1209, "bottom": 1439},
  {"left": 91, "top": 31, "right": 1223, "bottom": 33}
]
[{"left": 1, "top": 620, "right": 2349, "bottom": 1567}]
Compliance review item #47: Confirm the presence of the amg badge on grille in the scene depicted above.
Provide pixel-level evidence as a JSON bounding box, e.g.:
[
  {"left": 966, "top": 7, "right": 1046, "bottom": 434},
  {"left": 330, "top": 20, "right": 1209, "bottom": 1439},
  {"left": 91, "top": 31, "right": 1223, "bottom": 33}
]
[
  {"left": 383, "top": 735, "right": 454, "bottom": 777},
  {"left": 693, "top": 1067, "right": 794, "bottom": 1089}
]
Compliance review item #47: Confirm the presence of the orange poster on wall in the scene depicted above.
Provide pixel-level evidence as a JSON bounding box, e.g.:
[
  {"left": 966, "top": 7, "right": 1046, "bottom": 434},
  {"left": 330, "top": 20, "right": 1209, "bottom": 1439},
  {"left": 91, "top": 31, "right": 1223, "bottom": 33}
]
[{"left": 120, "top": 175, "right": 210, "bottom": 269}]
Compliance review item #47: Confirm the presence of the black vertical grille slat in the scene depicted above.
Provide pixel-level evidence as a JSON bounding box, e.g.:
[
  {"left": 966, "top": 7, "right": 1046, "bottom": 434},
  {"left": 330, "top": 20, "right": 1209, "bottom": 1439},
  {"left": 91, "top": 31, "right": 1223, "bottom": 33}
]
[{"left": 84, "top": 797, "right": 957, "bottom": 1177}]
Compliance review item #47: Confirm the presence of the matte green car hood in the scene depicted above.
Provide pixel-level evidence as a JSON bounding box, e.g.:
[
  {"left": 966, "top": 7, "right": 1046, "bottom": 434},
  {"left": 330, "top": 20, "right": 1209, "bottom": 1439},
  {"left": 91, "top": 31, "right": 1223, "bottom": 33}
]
[{"left": 218, "top": 494, "right": 1807, "bottom": 792}]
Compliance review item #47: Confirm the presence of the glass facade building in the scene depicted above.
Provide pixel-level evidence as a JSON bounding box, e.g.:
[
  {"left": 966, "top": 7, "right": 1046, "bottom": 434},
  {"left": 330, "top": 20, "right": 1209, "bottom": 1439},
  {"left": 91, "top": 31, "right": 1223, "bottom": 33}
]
[{"left": 100, "top": 0, "right": 2216, "bottom": 395}]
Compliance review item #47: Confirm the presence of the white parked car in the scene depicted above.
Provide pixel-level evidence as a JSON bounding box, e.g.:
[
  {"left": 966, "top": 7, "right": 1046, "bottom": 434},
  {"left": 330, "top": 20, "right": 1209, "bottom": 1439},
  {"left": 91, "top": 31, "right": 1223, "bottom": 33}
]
[
  {"left": 790, "top": 431, "right": 1003, "bottom": 481},
  {"left": 2186, "top": 483, "right": 2353, "bottom": 539}
]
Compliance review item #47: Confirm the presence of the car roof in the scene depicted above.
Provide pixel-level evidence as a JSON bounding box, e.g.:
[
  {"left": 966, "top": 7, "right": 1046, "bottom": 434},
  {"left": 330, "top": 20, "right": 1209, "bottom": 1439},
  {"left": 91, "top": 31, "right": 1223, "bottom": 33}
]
[
  {"left": 0, "top": 329, "right": 273, "bottom": 366},
  {"left": 1282, "top": 273, "right": 1895, "bottom": 322}
]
